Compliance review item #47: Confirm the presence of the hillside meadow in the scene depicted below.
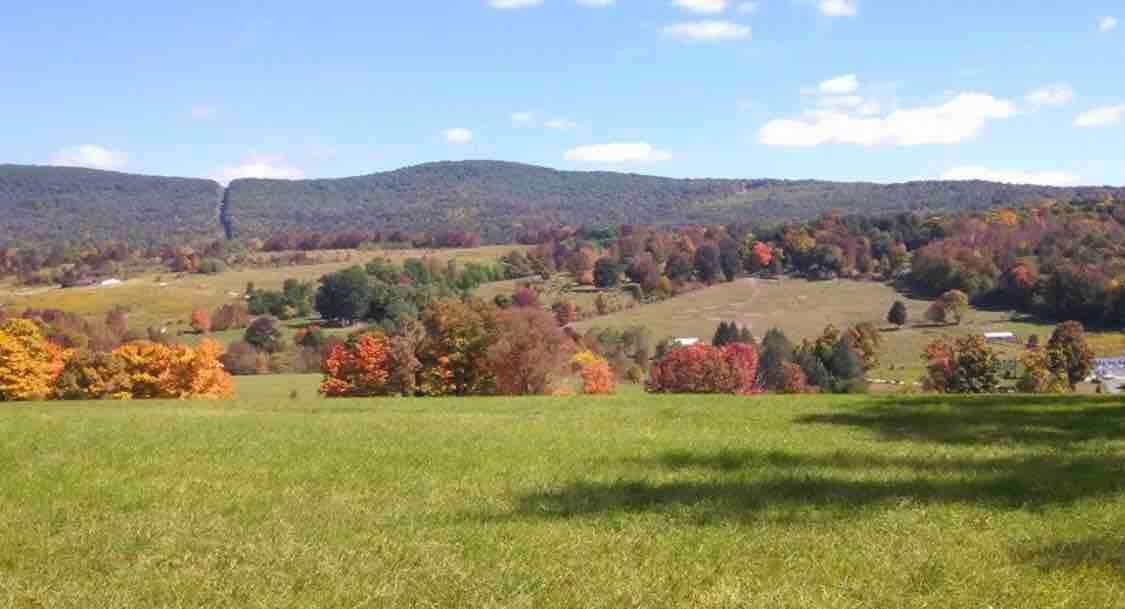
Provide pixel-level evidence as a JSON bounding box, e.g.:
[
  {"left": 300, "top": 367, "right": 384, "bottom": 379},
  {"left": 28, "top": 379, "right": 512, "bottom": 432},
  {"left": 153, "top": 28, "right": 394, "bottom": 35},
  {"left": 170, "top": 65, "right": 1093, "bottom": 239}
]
[
  {"left": 1, "top": 375, "right": 1123, "bottom": 608},
  {"left": 0, "top": 245, "right": 518, "bottom": 332}
]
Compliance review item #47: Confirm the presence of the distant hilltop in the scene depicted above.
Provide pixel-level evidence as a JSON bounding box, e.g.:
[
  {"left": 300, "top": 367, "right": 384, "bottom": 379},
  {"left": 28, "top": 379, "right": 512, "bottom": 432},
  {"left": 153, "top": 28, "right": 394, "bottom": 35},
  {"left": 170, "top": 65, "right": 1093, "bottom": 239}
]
[{"left": 2, "top": 160, "right": 1122, "bottom": 246}]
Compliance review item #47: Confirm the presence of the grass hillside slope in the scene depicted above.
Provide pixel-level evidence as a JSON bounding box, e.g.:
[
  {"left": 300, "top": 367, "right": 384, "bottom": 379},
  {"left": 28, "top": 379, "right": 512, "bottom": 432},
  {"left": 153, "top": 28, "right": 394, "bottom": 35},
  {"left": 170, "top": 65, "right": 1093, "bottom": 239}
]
[
  {"left": 2, "top": 377, "right": 1122, "bottom": 608},
  {"left": 0, "top": 164, "right": 224, "bottom": 245}
]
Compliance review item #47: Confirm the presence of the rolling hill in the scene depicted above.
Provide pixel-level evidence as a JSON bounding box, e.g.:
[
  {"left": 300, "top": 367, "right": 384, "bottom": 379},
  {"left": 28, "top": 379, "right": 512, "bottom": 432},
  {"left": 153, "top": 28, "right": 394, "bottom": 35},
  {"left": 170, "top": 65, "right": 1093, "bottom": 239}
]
[{"left": 2, "top": 160, "right": 1122, "bottom": 246}]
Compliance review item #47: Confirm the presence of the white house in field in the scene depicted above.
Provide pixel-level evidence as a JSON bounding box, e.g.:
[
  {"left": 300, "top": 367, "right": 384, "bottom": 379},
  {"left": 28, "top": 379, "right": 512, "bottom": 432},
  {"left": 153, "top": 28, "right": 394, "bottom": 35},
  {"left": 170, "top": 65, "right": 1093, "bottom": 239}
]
[
  {"left": 983, "top": 332, "right": 1016, "bottom": 343},
  {"left": 671, "top": 337, "right": 701, "bottom": 347}
]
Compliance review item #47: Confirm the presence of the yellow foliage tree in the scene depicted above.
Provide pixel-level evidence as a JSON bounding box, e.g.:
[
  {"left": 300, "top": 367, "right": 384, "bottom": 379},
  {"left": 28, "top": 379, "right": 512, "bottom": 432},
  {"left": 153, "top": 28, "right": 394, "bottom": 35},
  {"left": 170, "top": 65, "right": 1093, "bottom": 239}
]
[
  {"left": 0, "top": 319, "right": 66, "bottom": 401},
  {"left": 113, "top": 339, "right": 234, "bottom": 400}
]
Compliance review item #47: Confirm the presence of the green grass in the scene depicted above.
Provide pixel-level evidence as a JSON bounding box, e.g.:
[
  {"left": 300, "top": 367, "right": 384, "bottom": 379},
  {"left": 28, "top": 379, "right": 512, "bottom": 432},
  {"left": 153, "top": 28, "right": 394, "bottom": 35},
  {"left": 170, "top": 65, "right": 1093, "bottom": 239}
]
[
  {"left": 1, "top": 376, "right": 1123, "bottom": 608},
  {"left": 573, "top": 278, "right": 1125, "bottom": 383},
  {"left": 0, "top": 245, "right": 519, "bottom": 331}
]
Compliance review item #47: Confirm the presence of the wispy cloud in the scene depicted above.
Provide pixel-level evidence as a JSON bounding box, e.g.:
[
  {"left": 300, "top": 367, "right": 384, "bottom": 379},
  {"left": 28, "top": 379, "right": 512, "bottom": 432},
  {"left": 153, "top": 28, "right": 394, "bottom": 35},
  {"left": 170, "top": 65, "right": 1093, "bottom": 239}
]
[
  {"left": 662, "top": 20, "right": 751, "bottom": 42},
  {"left": 819, "top": 0, "right": 858, "bottom": 17},
  {"left": 760, "top": 93, "right": 1014, "bottom": 147},
  {"left": 674, "top": 0, "right": 728, "bottom": 15},
  {"left": 49, "top": 144, "right": 128, "bottom": 170},
  {"left": 488, "top": 0, "right": 543, "bottom": 9},
  {"left": 445, "top": 128, "right": 475, "bottom": 144},
  {"left": 213, "top": 153, "right": 305, "bottom": 184},
  {"left": 1098, "top": 16, "right": 1118, "bottom": 32},
  {"left": 1074, "top": 104, "right": 1125, "bottom": 128},
  {"left": 941, "top": 166, "right": 1080, "bottom": 187},
  {"left": 1025, "top": 84, "right": 1074, "bottom": 108},
  {"left": 565, "top": 142, "right": 672, "bottom": 163}
]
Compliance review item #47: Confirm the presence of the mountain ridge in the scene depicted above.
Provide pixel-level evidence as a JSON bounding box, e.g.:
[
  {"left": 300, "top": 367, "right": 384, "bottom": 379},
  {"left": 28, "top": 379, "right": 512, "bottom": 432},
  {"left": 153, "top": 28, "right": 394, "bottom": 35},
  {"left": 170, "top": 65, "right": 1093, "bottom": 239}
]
[{"left": 2, "top": 161, "right": 1122, "bottom": 246}]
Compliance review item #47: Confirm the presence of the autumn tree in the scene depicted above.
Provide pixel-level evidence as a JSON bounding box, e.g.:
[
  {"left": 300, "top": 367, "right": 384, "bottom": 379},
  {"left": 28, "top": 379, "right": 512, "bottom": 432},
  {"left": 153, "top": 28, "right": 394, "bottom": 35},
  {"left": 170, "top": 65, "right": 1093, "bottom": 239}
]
[
  {"left": 593, "top": 257, "right": 621, "bottom": 289},
  {"left": 245, "top": 317, "right": 284, "bottom": 353},
  {"left": 54, "top": 350, "right": 132, "bottom": 400},
  {"left": 887, "top": 301, "right": 908, "bottom": 329},
  {"left": 190, "top": 309, "right": 211, "bottom": 334},
  {"left": 319, "top": 332, "right": 393, "bottom": 397},
  {"left": 488, "top": 307, "right": 575, "bottom": 395},
  {"left": 113, "top": 340, "right": 234, "bottom": 399},
  {"left": 0, "top": 319, "right": 66, "bottom": 401},
  {"left": 922, "top": 335, "right": 1000, "bottom": 394},
  {"left": 1016, "top": 348, "right": 1070, "bottom": 394},
  {"left": 647, "top": 343, "right": 760, "bottom": 395},
  {"left": 694, "top": 244, "right": 721, "bottom": 284},
  {"left": 1046, "top": 321, "right": 1095, "bottom": 389},
  {"left": 417, "top": 298, "right": 498, "bottom": 396}
]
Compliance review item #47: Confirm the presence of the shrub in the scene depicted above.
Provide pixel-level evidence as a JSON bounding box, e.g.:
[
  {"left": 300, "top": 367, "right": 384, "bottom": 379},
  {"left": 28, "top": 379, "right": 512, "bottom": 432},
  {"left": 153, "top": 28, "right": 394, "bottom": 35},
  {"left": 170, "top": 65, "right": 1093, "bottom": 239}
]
[
  {"left": 211, "top": 303, "right": 250, "bottom": 331},
  {"left": 572, "top": 350, "right": 616, "bottom": 395},
  {"left": 220, "top": 341, "right": 260, "bottom": 376},
  {"left": 887, "top": 301, "right": 908, "bottom": 328},
  {"left": 319, "top": 332, "right": 393, "bottom": 397}
]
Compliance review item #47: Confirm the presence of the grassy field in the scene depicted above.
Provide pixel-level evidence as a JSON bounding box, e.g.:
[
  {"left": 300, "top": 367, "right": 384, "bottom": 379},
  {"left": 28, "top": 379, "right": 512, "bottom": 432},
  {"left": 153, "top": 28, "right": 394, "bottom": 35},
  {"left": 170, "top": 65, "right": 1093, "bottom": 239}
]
[
  {"left": 571, "top": 278, "right": 1116, "bottom": 382},
  {"left": 1, "top": 376, "right": 1123, "bottom": 608},
  {"left": 0, "top": 245, "right": 518, "bottom": 332}
]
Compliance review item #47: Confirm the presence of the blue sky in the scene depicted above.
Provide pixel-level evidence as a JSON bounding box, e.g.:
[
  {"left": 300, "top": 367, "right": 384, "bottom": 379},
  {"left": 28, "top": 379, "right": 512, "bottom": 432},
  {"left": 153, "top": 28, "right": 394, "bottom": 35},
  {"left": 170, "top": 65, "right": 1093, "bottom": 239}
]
[{"left": 1, "top": 1, "right": 1123, "bottom": 186}]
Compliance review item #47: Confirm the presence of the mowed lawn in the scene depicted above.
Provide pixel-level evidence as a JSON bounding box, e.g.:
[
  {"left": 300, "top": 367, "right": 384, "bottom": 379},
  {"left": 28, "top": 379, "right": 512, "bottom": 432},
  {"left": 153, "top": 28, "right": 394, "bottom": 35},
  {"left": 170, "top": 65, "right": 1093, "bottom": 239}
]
[{"left": 2, "top": 376, "right": 1123, "bottom": 608}]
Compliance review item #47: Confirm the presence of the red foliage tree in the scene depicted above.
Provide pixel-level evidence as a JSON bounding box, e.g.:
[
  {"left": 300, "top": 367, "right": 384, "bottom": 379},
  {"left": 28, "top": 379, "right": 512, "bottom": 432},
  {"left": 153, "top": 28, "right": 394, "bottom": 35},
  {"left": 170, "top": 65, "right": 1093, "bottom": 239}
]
[
  {"left": 320, "top": 333, "right": 393, "bottom": 397},
  {"left": 646, "top": 343, "right": 761, "bottom": 395},
  {"left": 487, "top": 308, "right": 575, "bottom": 395}
]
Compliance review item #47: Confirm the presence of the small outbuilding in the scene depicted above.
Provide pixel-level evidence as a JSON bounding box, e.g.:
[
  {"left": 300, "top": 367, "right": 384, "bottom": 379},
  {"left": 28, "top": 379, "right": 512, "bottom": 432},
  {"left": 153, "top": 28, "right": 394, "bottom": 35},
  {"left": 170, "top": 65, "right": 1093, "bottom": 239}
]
[
  {"left": 983, "top": 332, "right": 1016, "bottom": 343},
  {"left": 671, "top": 337, "right": 701, "bottom": 347}
]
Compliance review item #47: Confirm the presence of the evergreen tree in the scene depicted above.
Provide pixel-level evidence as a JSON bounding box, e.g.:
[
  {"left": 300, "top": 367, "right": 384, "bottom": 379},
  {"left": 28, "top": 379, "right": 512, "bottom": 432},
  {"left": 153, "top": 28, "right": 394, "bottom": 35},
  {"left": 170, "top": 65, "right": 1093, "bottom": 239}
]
[{"left": 887, "top": 301, "right": 908, "bottom": 328}]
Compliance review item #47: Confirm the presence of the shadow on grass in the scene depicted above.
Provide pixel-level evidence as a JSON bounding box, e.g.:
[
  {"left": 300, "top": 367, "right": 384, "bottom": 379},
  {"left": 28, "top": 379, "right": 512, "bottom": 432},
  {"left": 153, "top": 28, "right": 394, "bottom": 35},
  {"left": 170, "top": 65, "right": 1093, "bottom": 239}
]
[
  {"left": 506, "top": 396, "right": 1125, "bottom": 522},
  {"left": 511, "top": 450, "right": 1125, "bottom": 521},
  {"left": 796, "top": 395, "right": 1125, "bottom": 447},
  {"left": 1015, "top": 538, "right": 1125, "bottom": 578}
]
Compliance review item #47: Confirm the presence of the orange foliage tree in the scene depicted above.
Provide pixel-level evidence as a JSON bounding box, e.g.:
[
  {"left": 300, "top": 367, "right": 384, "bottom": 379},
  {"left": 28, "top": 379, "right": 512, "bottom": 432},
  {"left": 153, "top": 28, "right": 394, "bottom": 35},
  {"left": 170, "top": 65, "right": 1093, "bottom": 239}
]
[
  {"left": 646, "top": 343, "right": 761, "bottom": 395},
  {"left": 319, "top": 332, "right": 393, "bottom": 397},
  {"left": 0, "top": 319, "right": 66, "bottom": 401},
  {"left": 113, "top": 339, "right": 234, "bottom": 400},
  {"left": 190, "top": 309, "right": 211, "bottom": 334}
]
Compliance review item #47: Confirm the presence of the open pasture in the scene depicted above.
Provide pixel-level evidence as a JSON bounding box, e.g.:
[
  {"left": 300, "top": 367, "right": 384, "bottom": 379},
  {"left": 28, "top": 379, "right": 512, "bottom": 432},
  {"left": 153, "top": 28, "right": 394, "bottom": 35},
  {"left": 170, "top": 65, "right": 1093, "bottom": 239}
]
[{"left": 1, "top": 376, "right": 1122, "bottom": 608}]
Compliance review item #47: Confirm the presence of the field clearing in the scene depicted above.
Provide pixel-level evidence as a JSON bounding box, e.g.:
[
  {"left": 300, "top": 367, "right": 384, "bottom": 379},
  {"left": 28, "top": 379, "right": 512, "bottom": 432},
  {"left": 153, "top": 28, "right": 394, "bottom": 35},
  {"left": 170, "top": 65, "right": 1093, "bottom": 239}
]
[
  {"left": 572, "top": 278, "right": 1112, "bottom": 382},
  {"left": 0, "top": 245, "right": 519, "bottom": 331},
  {"left": 0, "top": 375, "right": 1122, "bottom": 608}
]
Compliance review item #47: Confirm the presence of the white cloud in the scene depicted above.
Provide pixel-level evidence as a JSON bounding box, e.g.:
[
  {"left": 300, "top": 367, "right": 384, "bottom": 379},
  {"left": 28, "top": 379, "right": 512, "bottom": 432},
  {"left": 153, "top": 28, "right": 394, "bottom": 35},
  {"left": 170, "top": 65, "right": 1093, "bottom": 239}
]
[
  {"left": 488, "top": 0, "right": 543, "bottom": 8},
  {"left": 189, "top": 105, "right": 219, "bottom": 120},
  {"left": 511, "top": 111, "right": 536, "bottom": 126},
  {"left": 819, "top": 74, "right": 859, "bottom": 95},
  {"left": 1098, "top": 16, "right": 1118, "bottom": 32},
  {"left": 819, "top": 0, "right": 857, "bottom": 17},
  {"left": 736, "top": 2, "right": 758, "bottom": 14},
  {"left": 49, "top": 145, "right": 128, "bottom": 171},
  {"left": 662, "top": 20, "right": 751, "bottom": 42},
  {"left": 564, "top": 142, "right": 672, "bottom": 163},
  {"left": 1074, "top": 104, "right": 1125, "bottom": 128},
  {"left": 545, "top": 118, "right": 578, "bottom": 130},
  {"left": 674, "top": 0, "right": 728, "bottom": 14},
  {"left": 759, "top": 93, "right": 1015, "bottom": 147},
  {"left": 445, "top": 128, "right": 475, "bottom": 144},
  {"left": 576, "top": 0, "right": 614, "bottom": 6},
  {"left": 1026, "top": 84, "right": 1074, "bottom": 108},
  {"left": 940, "top": 166, "right": 1080, "bottom": 187},
  {"left": 214, "top": 153, "right": 305, "bottom": 184}
]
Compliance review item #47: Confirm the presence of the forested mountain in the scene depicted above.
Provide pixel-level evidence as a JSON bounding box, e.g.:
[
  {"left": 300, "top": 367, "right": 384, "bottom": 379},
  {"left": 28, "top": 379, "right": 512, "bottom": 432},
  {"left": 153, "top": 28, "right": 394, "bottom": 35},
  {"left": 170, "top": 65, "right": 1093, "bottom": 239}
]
[
  {"left": 0, "top": 164, "right": 224, "bottom": 246},
  {"left": 3, "top": 160, "right": 1123, "bottom": 246}
]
